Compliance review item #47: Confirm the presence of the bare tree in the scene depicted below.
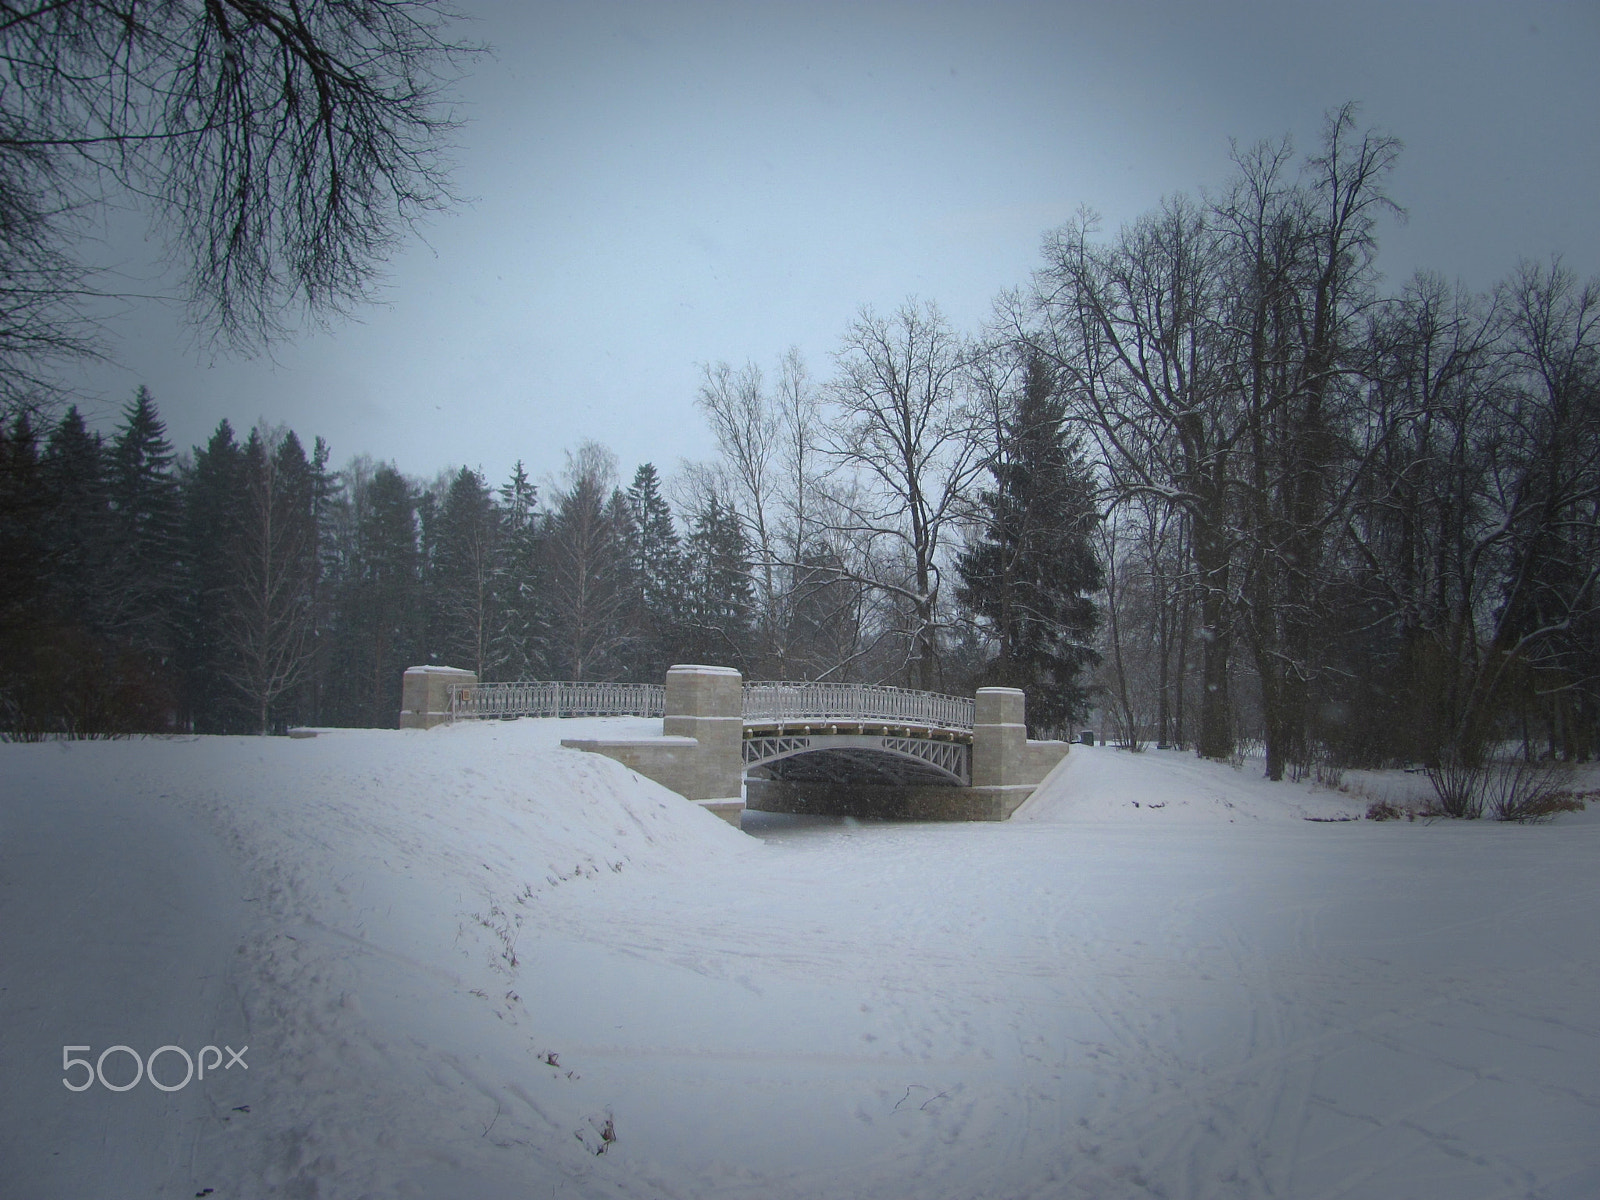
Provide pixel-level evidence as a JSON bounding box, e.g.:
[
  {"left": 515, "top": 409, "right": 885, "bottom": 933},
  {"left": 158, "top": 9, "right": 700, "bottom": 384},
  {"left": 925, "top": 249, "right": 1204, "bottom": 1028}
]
[
  {"left": 696, "top": 359, "right": 781, "bottom": 667},
  {"left": 1218, "top": 105, "right": 1401, "bottom": 778},
  {"left": 0, "top": 0, "right": 474, "bottom": 399},
  {"left": 825, "top": 300, "right": 988, "bottom": 690},
  {"left": 1027, "top": 106, "right": 1403, "bottom": 775},
  {"left": 1338, "top": 259, "right": 1600, "bottom": 799},
  {"left": 221, "top": 425, "right": 317, "bottom": 733},
  {"left": 1096, "top": 515, "right": 1149, "bottom": 750},
  {"left": 544, "top": 443, "right": 632, "bottom": 680},
  {"left": 695, "top": 348, "right": 833, "bottom": 677},
  {"left": 1346, "top": 273, "right": 1502, "bottom": 765},
  {"left": 1473, "top": 260, "right": 1600, "bottom": 758},
  {"left": 0, "top": 133, "right": 96, "bottom": 411},
  {"left": 1029, "top": 198, "right": 1242, "bottom": 758}
]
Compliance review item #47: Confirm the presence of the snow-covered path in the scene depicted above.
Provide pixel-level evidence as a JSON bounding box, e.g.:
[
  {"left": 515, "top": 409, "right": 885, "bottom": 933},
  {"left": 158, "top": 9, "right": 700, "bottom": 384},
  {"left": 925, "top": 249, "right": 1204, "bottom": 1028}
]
[
  {"left": 1, "top": 725, "right": 1596, "bottom": 1199},
  {"left": 0, "top": 750, "right": 253, "bottom": 1198}
]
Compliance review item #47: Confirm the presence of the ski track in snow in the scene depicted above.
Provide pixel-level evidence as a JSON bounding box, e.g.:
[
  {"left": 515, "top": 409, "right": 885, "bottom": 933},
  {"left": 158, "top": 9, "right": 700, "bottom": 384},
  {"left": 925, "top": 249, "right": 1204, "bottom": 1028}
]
[{"left": 1, "top": 723, "right": 1597, "bottom": 1199}]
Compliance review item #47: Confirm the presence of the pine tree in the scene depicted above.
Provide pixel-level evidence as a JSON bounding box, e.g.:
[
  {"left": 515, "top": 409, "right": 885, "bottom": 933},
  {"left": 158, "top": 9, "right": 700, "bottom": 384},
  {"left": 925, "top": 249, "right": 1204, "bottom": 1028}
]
[
  {"left": 431, "top": 466, "right": 501, "bottom": 678},
  {"left": 178, "top": 419, "right": 249, "bottom": 731},
  {"left": 353, "top": 465, "right": 421, "bottom": 724},
  {"left": 957, "top": 354, "right": 1103, "bottom": 732},
  {"left": 623, "top": 462, "right": 683, "bottom": 676},
  {"left": 492, "top": 460, "right": 548, "bottom": 678},
  {"left": 107, "top": 387, "right": 182, "bottom": 662}
]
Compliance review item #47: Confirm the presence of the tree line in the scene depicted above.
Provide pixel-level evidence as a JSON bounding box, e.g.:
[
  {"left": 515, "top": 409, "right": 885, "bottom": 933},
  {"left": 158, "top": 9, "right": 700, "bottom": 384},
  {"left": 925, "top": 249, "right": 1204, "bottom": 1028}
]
[
  {"left": 685, "top": 104, "right": 1599, "bottom": 776},
  {"left": 0, "top": 337, "right": 1104, "bottom": 738},
  {"left": 4, "top": 104, "right": 1595, "bottom": 780},
  {"left": 0, "top": 396, "right": 760, "bottom": 735},
  {"left": 1016, "top": 106, "right": 1600, "bottom": 778}
]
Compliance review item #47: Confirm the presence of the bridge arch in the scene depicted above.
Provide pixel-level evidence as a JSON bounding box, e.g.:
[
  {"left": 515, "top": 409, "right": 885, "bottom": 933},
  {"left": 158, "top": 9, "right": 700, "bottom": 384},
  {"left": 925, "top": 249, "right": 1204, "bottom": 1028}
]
[{"left": 743, "top": 732, "right": 970, "bottom": 786}]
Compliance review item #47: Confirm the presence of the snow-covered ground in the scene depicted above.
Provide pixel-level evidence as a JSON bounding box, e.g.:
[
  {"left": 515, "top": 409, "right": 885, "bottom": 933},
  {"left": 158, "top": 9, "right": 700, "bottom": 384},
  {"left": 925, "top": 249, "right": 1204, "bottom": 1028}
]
[{"left": 2, "top": 721, "right": 1596, "bottom": 1199}]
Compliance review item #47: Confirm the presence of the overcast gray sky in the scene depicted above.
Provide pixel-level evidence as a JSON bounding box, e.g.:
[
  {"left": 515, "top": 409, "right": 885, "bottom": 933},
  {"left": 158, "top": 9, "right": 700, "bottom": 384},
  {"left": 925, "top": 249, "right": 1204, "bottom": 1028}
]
[{"left": 62, "top": 0, "right": 1600, "bottom": 493}]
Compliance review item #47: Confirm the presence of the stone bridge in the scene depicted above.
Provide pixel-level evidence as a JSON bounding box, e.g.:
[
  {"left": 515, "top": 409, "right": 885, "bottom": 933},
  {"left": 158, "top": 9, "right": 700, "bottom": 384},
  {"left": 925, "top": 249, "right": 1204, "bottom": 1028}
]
[{"left": 401, "top": 663, "right": 1069, "bottom": 823}]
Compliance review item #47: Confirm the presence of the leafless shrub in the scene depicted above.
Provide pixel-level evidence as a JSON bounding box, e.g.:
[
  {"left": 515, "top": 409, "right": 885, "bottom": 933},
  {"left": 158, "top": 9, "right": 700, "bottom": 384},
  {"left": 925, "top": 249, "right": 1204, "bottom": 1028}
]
[
  {"left": 1425, "top": 753, "right": 1588, "bottom": 822},
  {"left": 1424, "top": 754, "right": 1485, "bottom": 818},
  {"left": 1482, "top": 760, "right": 1583, "bottom": 823},
  {"left": 1291, "top": 742, "right": 1345, "bottom": 789}
]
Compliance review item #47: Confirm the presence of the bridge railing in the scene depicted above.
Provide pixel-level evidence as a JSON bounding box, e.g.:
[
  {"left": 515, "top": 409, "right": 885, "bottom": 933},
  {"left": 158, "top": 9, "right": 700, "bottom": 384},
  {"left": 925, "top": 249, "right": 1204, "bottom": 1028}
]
[
  {"left": 449, "top": 680, "right": 666, "bottom": 721},
  {"left": 740, "top": 681, "right": 976, "bottom": 733},
  {"left": 447, "top": 676, "right": 978, "bottom": 733}
]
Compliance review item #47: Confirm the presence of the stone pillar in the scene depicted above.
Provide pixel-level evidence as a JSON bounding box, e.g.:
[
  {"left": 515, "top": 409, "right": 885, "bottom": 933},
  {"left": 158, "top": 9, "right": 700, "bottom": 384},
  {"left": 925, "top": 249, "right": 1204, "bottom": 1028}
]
[
  {"left": 969, "top": 686, "right": 1069, "bottom": 817},
  {"left": 558, "top": 664, "right": 746, "bottom": 823},
  {"left": 662, "top": 664, "right": 745, "bottom": 802},
  {"left": 971, "top": 687, "right": 1028, "bottom": 788},
  {"left": 399, "top": 665, "right": 477, "bottom": 729}
]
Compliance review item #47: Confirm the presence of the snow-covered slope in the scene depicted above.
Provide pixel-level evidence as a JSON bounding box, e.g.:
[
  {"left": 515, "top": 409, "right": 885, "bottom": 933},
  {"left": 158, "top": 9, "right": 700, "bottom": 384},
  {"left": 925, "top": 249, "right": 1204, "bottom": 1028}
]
[
  {"left": 1018, "top": 742, "right": 1387, "bottom": 823},
  {"left": 2, "top": 727, "right": 1596, "bottom": 1199}
]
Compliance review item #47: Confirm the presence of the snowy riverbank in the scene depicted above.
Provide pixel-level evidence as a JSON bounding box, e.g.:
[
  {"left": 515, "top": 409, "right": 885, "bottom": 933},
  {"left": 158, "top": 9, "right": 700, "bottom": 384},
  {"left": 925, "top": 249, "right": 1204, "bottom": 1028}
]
[{"left": 2, "top": 721, "right": 1596, "bottom": 1198}]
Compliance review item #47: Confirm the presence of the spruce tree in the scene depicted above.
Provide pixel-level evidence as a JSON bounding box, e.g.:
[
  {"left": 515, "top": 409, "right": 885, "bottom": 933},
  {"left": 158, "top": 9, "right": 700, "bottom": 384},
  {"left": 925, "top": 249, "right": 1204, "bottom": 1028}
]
[
  {"left": 624, "top": 462, "right": 683, "bottom": 677},
  {"left": 306, "top": 436, "right": 338, "bottom": 723},
  {"left": 353, "top": 465, "right": 421, "bottom": 724},
  {"left": 41, "top": 408, "right": 112, "bottom": 630},
  {"left": 493, "top": 460, "right": 548, "bottom": 678},
  {"left": 178, "top": 419, "right": 249, "bottom": 731},
  {"left": 1, "top": 415, "right": 45, "bottom": 623},
  {"left": 107, "top": 386, "right": 182, "bottom": 663},
  {"left": 17, "top": 409, "right": 118, "bottom": 735},
  {"left": 786, "top": 542, "right": 865, "bottom": 681},
  {"left": 431, "top": 466, "right": 501, "bottom": 678},
  {"left": 957, "top": 354, "right": 1103, "bottom": 732},
  {"left": 0, "top": 416, "right": 47, "bottom": 731},
  {"left": 545, "top": 449, "right": 632, "bottom": 680}
]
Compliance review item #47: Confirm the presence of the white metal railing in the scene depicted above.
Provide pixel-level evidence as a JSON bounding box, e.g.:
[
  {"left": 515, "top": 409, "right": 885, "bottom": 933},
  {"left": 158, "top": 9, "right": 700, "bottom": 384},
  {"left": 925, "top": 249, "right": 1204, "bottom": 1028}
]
[
  {"left": 449, "top": 677, "right": 977, "bottom": 733},
  {"left": 739, "top": 681, "right": 975, "bottom": 732},
  {"left": 449, "top": 680, "right": 665, "bottom": 721}
]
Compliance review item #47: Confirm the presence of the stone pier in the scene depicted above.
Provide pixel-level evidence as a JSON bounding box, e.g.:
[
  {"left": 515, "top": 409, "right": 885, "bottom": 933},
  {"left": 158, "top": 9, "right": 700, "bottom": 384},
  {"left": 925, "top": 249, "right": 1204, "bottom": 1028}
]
[
  {"left": 399, "top": 665, "right": 478, "bottom": 729},
  {"left": 970, "top": 686, "right": 1071, "bottom": 814},
  {"left": 560, "top": 665, "right": 745, "bottom": 823}
]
